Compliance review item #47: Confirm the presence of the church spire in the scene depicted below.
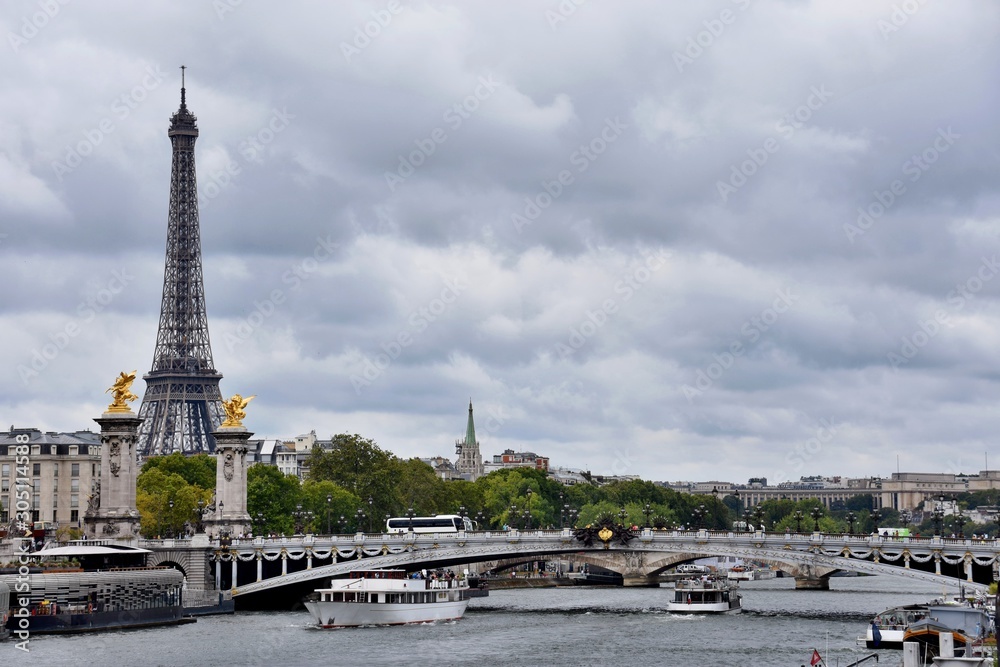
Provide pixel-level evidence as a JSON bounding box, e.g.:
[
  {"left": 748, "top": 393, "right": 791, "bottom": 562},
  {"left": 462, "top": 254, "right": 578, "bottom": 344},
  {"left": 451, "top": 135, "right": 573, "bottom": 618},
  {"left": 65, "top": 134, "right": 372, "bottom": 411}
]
[
  {"left": 455, "top": 399, "right": 484, "bottom": 481},
  {"left": 465, "top": 399, "right": 476, "bottom": 446}
]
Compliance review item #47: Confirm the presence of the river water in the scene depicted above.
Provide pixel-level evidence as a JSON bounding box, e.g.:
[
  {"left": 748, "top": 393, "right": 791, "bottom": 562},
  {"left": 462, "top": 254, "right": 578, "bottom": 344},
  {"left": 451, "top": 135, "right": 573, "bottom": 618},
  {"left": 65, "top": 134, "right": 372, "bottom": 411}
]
[{"left": 8, "top": 575, "right": 967, "bottom": 666}]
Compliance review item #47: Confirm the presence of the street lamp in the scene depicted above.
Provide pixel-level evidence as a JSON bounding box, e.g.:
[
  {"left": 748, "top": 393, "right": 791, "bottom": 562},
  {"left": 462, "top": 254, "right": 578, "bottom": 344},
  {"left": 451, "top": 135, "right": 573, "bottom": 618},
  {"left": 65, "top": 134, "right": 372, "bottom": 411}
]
[
  {"left": 326, "top": 494, "right": 332, "bottom": 535},
  {"left": 255, "top": 511, "right": 264, "bottom": 535},
  {"left": 475, "top": 510, "right": 485, "bottom": 530},
  {"left": 793, "top": 510, "right": 804, "bottom": 533},
  {"left": 846, "top": 511, "right": 857, "bottom": 535},
  {"left": 733, "top": 488, "right": 741, "bottom": 517},
  {"left": 810, "top": 506, "right": 823, "bottom": 532},
  {"left": 407, "top": 506, "right": 416, "bottom": 532},
  {"left": 338, "top": 515, "right": 346, "bottom": 534},
  {"left": 355, "top": 508, "right": 365, "bottom": 533},
  {"left": 872, "top": 508, "right": 883, "bottom": 534},
  {"left": 167, "top": 499, "right": 174, "bottom": 537},
  {"left": 743, "top": 508, "right": 753, "bottom": 531},
  {"left": 752, "top": 505, "right": 765, "bottom": 532},
  {"left": 568, "top": 508, "right": 578, "bottom": 527},
  {"left": 692, "top": 504, "right": 706, "bottom": 529},
  {"left": 525, "top": 489, "right": 532, "bottom": 529},
  {"left": 509, "top": 504, "right": 518, "bottom": 529},
  {"left": 618, "top": 506, "right": 629, "bottom": 527},
  {"left": 643, "top": 503, "right": 652, "bottom": 529},
  {"left": 367, "top": 496, "right": 373, "bottom": 533},
  {"left": 292, "top": 504, "right": 313, "bottom": 535},
  {"left": 932, "top": 502, "right": 944, "bottom": 536}
]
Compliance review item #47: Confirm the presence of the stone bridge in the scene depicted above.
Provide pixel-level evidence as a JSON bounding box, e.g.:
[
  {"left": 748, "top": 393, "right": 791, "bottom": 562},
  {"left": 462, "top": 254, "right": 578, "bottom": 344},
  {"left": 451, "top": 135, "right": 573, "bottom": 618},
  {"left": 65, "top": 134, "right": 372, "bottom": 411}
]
[{"left": 140, "top": 528, "right": 1000, "bottom": 608}]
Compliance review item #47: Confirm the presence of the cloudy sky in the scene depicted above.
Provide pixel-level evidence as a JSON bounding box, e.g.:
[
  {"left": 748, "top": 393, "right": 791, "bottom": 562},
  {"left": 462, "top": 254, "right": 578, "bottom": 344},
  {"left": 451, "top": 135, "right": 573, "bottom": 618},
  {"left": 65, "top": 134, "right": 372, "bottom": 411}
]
[{"left": 3, "top": 1, "right": 999, "bottom": 485}]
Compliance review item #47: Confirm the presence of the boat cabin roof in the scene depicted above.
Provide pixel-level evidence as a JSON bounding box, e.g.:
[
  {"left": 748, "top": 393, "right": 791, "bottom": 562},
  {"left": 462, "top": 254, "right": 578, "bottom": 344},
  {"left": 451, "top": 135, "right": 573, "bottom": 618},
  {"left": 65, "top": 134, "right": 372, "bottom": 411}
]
[{"left": 348, "top": 570, "right": 407, "bottom": 580}]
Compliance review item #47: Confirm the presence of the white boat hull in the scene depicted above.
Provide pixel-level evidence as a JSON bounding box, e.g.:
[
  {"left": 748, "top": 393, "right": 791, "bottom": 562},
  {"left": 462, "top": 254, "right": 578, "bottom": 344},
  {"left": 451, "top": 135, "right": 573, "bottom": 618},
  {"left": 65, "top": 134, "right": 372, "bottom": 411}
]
[
  {"left": 304, "top": 598, "right": 469, "bottom": 628},
  {"left": 664, "top": 601, "right": 742, "bottom": 614}
]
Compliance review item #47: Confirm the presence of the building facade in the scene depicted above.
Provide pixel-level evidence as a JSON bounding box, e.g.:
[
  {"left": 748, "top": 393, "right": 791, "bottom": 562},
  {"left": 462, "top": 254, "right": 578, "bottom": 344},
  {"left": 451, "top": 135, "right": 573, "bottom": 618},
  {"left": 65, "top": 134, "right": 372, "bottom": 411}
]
[{"left": 0, "top": 428, "right": 101, "bottom": 530}]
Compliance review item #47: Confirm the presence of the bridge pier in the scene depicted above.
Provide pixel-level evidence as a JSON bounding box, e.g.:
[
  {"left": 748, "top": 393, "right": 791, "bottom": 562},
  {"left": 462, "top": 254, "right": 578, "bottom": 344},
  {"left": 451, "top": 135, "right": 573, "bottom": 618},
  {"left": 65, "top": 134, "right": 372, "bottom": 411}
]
[
  {"left": 794, "top": 576, "right": 830, "bottom": 590},
  {"left": 622, "top": 573, "right": 660, "bottom": 587}
]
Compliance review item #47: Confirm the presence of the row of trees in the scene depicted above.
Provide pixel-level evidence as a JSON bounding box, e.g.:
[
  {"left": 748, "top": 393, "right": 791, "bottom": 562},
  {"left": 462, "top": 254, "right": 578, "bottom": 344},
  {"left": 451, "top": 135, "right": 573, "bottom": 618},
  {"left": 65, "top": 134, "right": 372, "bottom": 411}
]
[{"left": 134, "top": 433, "right": 997, "bottom": 538}]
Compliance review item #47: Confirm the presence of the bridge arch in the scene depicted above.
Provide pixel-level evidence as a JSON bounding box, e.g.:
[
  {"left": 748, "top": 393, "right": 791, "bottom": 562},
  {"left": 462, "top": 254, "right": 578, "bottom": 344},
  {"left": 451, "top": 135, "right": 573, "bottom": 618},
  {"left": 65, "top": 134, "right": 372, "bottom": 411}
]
[{"left": 194, "top": 530, "right": 996, "bottom": 607}]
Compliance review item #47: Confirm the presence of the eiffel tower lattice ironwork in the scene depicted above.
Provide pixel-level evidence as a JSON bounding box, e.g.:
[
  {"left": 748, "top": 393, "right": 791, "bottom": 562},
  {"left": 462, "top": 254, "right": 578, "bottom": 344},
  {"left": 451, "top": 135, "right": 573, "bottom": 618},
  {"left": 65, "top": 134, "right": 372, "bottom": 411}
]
[{"left": 137, "top": 68, "right": 224, "bottom": 457}]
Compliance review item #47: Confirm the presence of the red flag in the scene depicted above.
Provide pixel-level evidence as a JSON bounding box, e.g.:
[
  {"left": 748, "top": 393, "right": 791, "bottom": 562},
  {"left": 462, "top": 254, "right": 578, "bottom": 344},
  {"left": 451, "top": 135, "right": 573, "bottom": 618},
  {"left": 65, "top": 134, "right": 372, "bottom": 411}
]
[{"left": 810, "top": 649, "right": 822, "bottom": 666}]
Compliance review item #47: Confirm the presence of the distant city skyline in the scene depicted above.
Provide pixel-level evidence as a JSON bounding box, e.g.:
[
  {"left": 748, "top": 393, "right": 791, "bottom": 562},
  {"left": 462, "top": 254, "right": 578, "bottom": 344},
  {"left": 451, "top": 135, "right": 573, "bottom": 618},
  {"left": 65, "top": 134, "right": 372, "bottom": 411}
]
[{"left": 3, "top": 2, "right": 999, "bottom": 483}]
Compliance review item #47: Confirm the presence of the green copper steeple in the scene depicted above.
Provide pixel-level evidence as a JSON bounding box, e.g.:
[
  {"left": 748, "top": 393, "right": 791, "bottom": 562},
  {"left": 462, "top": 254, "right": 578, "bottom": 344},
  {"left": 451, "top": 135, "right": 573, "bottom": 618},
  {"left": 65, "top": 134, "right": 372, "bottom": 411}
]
[{"left": 465, "top": 399, "right": 476, "bottom": 446}]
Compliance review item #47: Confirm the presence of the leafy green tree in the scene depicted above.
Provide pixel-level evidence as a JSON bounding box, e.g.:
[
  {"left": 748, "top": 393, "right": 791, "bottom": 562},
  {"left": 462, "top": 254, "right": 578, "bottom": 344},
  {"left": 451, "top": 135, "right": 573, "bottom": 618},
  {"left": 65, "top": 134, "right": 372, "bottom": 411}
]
[
  {"left": 298, "top": 480, "right": 361, "bottom": 534},
  {"left": 394, "top": 458, "right": 447, "bottom": 516},
  {"left": 141, "top": 452, "right": 216, "bottom": 490},
  {"left": 247, "top": 464, "right": 302, "bottom": 535},
  {"left": 136, "top": 467, "right": 213, "bottom": 538},
  {"left": 307, "top": 434, "right": 398, "bottom": 522}
]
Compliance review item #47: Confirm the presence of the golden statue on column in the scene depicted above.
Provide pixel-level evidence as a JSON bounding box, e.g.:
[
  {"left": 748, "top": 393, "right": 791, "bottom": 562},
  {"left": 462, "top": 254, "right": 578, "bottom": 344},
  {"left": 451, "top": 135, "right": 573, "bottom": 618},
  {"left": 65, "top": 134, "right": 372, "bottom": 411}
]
[
  {"left": 221, "top": 394, "right": 255, "bottom": 428},
  {"left": 106, "top": 371, "right": 138, "bottom": 412}
]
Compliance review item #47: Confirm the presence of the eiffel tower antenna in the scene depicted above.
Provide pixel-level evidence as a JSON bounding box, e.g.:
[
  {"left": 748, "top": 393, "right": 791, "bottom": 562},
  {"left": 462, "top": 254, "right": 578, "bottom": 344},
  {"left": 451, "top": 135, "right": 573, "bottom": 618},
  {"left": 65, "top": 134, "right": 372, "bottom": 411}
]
[{"left": 136, "top": 69, "right": 225, "bottom": 457}]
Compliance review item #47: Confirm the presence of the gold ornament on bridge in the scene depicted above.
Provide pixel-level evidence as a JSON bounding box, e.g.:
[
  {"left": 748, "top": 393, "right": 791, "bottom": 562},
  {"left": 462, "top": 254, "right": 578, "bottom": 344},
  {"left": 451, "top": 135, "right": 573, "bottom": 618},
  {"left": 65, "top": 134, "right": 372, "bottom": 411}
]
[
  {"left": 221, "top": 394, "right": 255, "bottom": 427},
  {"left": 106, "top": 371, "right": 138, "bottom": 412},
  {"left": 598, "top": 526, "right": 614, "bottom": 544}
]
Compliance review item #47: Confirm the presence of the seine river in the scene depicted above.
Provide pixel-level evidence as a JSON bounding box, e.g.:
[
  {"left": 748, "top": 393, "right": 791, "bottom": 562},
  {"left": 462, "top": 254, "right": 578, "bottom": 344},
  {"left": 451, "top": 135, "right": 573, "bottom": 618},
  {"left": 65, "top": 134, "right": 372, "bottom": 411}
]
[{"left": 8, "top": 575, "right": 960, "bottom": 666}]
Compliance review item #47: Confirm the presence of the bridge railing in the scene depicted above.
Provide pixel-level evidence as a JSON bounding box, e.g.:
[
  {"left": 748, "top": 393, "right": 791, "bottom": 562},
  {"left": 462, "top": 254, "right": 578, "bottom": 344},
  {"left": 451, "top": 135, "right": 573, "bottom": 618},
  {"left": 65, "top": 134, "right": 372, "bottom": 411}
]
[{"left": 205, "top": 529, "right": 1000, "bottom": 553}]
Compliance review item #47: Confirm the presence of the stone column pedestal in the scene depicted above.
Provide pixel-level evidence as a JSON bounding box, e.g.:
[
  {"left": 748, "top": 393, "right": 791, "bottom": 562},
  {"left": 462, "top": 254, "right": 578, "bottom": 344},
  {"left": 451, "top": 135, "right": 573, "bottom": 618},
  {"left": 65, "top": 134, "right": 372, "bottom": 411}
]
[
  {"left": 204, "top": 426, "right": 252, "bottom": 538},
  {"left": 84, "top": 410, "right": 143, "bottom": 543}
]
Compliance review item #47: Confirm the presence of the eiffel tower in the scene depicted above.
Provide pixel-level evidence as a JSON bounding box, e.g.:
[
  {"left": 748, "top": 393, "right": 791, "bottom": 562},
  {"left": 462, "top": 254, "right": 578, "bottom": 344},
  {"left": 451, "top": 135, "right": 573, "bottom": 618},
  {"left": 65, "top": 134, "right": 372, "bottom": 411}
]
[{"left": 136, "top": 68, "right": 225, "bottom": 457}]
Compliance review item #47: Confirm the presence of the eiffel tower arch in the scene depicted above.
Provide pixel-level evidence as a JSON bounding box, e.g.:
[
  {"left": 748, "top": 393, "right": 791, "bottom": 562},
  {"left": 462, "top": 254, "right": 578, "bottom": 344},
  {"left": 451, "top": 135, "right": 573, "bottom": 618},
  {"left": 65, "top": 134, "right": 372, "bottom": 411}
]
[{"left": 137, "top": 69, "right": 225, "bottom": 457}]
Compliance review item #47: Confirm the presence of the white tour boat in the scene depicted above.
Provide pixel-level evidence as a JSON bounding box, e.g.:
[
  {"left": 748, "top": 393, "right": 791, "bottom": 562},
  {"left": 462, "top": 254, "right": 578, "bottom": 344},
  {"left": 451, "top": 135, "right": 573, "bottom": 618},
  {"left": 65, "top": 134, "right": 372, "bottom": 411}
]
[
  {"left": 663, "top": 577, "right": 742, "bottom": 614},
  {"left": 304, "top": 569, "right": 470, "bottom": 628}
]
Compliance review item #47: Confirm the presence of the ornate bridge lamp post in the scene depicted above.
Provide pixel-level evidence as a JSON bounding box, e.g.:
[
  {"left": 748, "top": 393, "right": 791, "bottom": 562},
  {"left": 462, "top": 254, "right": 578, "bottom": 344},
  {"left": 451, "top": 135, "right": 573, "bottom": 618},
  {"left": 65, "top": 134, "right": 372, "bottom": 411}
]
[
  {"left": 367, "top": 496, "right": 373, "bottom": 533},
  {"left": 338, "top": 515, "right": 346, "bottom": 534},
  {"left": 525, "top": 489, "right": 533, "bottom": 529},
  {"left": 522, "top": 508, "right": 531, "bottom": 530},
  {"left": 872, "top": 508, "right": 883, "bottom": 534},
  {"left": 643, "top": 503, "right": 652, "bottom": 529},
  {"left": 254, "top": 512, "right": 264, "bottom": 536},
  {"left": 793, "top": 510, "right": 804, "bottom": 533},
  {"left": 292, "top": 504, "right": 303, "bottom": 535},
  {"left": 733, "top": 488, "right": 741, "bottom": 520},
  {"left": 932, "top": 503, "right": 944, "bottom": 537},
  {"left": 618, "top": 506, "right": 629, "bottom": 527},
  {"left": 326, "top": 494, "right": 332, "bottom": 535},
  {"left": 743, "top": 508, "right": 753, "bottom": 532},
  {"left": 568, "top": 508, "right": 578, "bottom": 528},
  {"left": 846, "top": 511, "right": 857, "bottom": 535},
  {"left": 407, "top": 506, "right": 416, "bottom": 532},
  {"left": 355, "top": 508, "right": 366, "bottom": 533},
  {"left": 692, "top": 504, "right": 706, "bottom": 529},
  {"left": 809, "top": 506, "right": 823, "bottom": 532},
  {"left": 752, "top": 505, "right": 765, "bottom": 532},
  {"left": 509, "top": 504, "right": 518, "bottom": 529}
]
